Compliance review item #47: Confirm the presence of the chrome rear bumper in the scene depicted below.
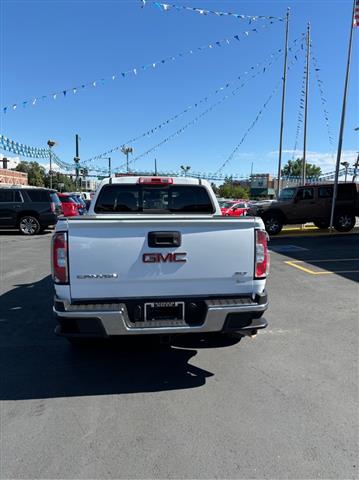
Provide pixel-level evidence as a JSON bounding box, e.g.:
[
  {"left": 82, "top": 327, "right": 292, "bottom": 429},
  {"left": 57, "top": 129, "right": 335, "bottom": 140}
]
[{"left": 54, "top": 293, "right": 268, "bottom": 337}]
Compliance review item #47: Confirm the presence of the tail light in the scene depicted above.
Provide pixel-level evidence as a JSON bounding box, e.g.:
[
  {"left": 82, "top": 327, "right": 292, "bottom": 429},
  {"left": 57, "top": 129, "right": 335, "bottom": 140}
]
[
  {"left": 255, "top": 230, "right": 269, "bottom": 278},
  {"left": 138, "top": 177, "right": 173, "bottom": 185},
  {"left": 51, "top": 202, "right": 56, "bottom": 213},
  {"left": 52, "top": 232, "right": 69, "bottom": 284},
  {"left": 71, "top": 204, "right": 79, "bottom": 215}
]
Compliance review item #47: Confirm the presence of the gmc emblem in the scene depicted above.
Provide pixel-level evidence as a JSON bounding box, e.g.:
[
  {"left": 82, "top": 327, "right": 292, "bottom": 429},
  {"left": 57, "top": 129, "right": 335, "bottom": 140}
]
[{"left": 142, "top": 253, "right": 187, "bottom": 263}]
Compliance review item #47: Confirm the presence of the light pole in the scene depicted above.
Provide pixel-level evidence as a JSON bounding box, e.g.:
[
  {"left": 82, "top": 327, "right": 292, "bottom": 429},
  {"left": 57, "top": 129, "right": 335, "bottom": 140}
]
[
  {"left": 121, "top": 146, "right": 133, "bottom": 173},
  {"left": 47, "top": 140, "right": 56, "bottom": 189},
  {"left": 353, "top": 128, "right": 359, "bottom": 182},
  {"left": 340, "top": 161, "right": 350, "bottom": 182},
  {"left": 180, "top": 165, "right": 191, "bottom": 177}
]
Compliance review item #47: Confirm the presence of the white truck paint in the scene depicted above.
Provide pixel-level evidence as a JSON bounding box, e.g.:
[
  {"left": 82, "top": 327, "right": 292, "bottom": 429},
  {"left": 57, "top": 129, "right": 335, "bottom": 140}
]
[{"left": 52, "top": 177, "right": 269, "bottom": 341}]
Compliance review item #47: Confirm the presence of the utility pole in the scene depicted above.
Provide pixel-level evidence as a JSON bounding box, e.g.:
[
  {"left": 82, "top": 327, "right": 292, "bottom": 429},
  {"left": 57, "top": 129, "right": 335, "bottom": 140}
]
[
  {"left": 330, "top": 0, "right": 357, "bottom": 230},
  {"left": 341, "top": 161, "right": 350, "bottom": 182},
  {"left": 47, "top": 140, "right": 56, "bottom": 189},
  {"left": 352, "top": 154, "right": 359, "bottom": 182},
  {"left": 108, "top": 157, "right": 112, "bottom": 183},
  {"left": 250, "top": 162, "right": 254, "bottom": 197},
  {"left": 180, "top": 165, "right": 191, "bottom": 177},
  {"left": 154, "top": 158, "right": 158, "bottom": 176},
  {"left": 301, "top": 22, "right": 311, "bottom": 186},
  {"left": 276, "top": 7, "right": 290, "bottom": 198},
  {"left": 74, "top": 134, "right": 80, "bottom": 190},
  {"left": 121, "top": 146, "right": 133, "bottom": 174}
]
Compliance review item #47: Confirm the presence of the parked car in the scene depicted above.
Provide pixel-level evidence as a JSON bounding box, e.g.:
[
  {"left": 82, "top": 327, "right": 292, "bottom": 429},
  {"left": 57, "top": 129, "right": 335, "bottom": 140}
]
[
  {"left": 247, "top": 183, "right": 359, "bottom": 235},
  {"left": 223, "top": 201, "right": 249, "bottom": 217},
  {"left": 81, "top": 191, "right": 92, "bottom": 201},
  {"left": 52, "top": 176, "right": 269, "bottom": 345},
  {"left": 0, "top": 187, "right": 62, "bottom": 235},
  {"left": 219, "top": 200, "right": 238, "bottom": 215},
  {"left": 57, "top": 193, "right": 80, "bottom": 217},
  {"left": 68, "top": 193, "right": 87, "bottom": 214}
]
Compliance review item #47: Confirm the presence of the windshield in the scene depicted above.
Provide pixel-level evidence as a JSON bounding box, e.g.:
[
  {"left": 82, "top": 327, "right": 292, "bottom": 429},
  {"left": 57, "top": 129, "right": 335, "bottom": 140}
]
[
  {"left": 95, "top": 184, "right": 214, "bottom": 214},
  {"left": 59, "top": 196, "right": 76, "bottom": 204},
  {"left": 220, "top": 201, "right": 235, "bottom": 208},
  {"left": 278, "top": 188, "right": 296, "bottom": 201},
  {"left": 50, "top": 192, "right": 61, "bottom": 205}
]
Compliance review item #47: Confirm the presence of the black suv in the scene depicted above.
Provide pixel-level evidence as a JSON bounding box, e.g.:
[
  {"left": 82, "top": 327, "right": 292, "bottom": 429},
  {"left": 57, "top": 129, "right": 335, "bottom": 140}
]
[
  {"left": 0, "top": 187, "right": 62, "bottom": 235},
  {"left": 247, "top": 183, "right": 359, "bottom": 235}
]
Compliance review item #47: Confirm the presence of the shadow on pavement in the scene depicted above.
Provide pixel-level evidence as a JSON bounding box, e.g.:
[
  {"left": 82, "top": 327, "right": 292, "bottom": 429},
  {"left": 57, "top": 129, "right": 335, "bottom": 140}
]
[
  {"left": 0, "top": 229, "right": 52, "bottom": 236},
  {"left": 269, "top": 233, "right": 359, "bottom": 283},
  {"left": 0, "top": 276, "right": 242, "bottom": 401}
]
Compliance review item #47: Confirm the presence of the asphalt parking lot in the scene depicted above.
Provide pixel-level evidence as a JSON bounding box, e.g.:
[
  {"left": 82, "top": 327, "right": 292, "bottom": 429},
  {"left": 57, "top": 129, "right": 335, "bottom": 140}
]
[{"left": 0, "top": 231, "right": 358, "bottom": 479}]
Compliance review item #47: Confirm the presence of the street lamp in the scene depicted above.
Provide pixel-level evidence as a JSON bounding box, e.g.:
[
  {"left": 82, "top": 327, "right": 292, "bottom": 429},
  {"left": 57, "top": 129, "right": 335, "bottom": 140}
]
[
  {"left": 180, "top": 165, "right": 191, "bottom": 177},
  {"left": 121, "top": 146, "right": 133, "bottom": 173},
  {"left": 340, "top": 161, "right": 350, "bottom": 182},
  {"left": 47, "top": 140, "right": 56, "bottom": 189}
]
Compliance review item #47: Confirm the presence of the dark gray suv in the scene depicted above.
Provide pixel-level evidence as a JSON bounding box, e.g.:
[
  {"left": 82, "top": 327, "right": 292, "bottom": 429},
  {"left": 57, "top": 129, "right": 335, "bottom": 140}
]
[{"left": 0, "top": 187, "right": 62, "bottom": 235}]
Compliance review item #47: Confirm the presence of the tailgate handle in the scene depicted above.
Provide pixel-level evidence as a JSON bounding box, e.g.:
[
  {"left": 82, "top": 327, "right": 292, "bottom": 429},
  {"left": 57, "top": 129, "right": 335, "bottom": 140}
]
[{"left": 148, "top": 231, "right": 181, "bottom": 248}]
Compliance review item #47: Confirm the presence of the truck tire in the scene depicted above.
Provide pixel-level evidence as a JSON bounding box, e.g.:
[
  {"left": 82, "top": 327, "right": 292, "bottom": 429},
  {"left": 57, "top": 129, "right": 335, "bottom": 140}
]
[
  {"left": 263, "top": 214, "right": 283, "bottom": 235},
  {"left": 18, "top": 215, "right": 41, "bottom": 235},
  {"left": 334, "top": 213, "right": 356, "bottom": 232},
  {"left": 314, "top": 220, "right": 330, "bottom": 229}
]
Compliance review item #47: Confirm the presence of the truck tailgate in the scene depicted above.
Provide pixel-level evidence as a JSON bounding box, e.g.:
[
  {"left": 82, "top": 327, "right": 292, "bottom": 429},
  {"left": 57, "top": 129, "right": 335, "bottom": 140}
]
[{"left": 67, "top": 217, "right": 255, "bottom": 300}]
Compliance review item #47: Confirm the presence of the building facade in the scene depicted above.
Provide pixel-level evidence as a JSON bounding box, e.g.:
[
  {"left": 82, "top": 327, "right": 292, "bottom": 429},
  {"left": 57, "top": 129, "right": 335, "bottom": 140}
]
[{"left": 0, "top": 168, "right": 28, "bottom": 186}]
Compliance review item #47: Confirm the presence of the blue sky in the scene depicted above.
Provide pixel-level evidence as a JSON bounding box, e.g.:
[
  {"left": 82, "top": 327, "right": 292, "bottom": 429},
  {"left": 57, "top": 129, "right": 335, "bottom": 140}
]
[{"left": 0, "top": 0, "right": 358, "bottom": 177}]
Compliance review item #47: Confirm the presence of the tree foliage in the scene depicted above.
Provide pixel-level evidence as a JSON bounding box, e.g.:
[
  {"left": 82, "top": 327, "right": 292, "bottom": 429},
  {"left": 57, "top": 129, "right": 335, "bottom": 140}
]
[
  {"left": 281, "top": 158, "right": 322, "bottom": 177},
  {"left": 15, "top": 161, "right": 45, "bottom": 186},
  {"left": 218, "top": 177, "right": 250, "bottom": 199},
  {"left": 14, "top": 161, "right": 77, "bottom": 191}
]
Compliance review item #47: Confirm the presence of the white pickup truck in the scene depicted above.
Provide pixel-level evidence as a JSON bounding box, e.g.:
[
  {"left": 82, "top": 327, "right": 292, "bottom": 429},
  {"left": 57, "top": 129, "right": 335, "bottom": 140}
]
[{"left": 52, "top": 176, "right": 269, "bottom": 344}]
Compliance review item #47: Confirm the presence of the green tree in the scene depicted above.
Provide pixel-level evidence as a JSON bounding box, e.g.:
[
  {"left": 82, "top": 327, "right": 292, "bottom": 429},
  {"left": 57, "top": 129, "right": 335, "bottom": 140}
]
[
  {"left": 14, "top": 161, "right": 46, "bottom": 186},
  {"left": 14, "top": 161, "right": 77, "bottom": 191},
  {"left": 281, "top": 158, "right": 322, "bottom": 177},
  {"left": 44, "top": 173, "right": 76, "bottom": 192},
  {"left": 218, "top": 182, "right": 249, "bottom": 199}
]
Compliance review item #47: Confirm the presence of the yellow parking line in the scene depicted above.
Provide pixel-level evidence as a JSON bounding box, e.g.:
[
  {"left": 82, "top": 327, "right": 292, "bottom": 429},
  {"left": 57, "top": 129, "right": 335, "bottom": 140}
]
[
  {"left": 285, "top": 261, "right": 325, "bottom": 275},
  {"left": 293, "top": 258, "right": 359, "bottom": 263},
  {"left": 284, "top": 259, "right": 359, "bottom": 275}
]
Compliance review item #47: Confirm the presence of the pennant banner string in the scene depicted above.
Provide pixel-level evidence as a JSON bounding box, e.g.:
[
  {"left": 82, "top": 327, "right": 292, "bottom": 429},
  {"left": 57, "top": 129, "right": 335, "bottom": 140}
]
[
  {"left": 310, "top": 45, "right": 336, "bottom": 152},
  {"left": 291, "top": 57, "right": 307, "bottom": 161},
  {"left": 84, "top": 35, "right": 304, "bottom": 166},
  {"left": 0, "top": 135, "right": 75, "bottom": 171},
  {"left": 113, "top": 43, "right": 304, "bottom": 173},
  {"left": 142, "top": 2, "right": 284, "bottom": 22},
  {"left": 215, "top": 47, "right": 304, "bottom": 174},
  {"left": 2, "top": 22, "right": 278, "bottom": 115}
]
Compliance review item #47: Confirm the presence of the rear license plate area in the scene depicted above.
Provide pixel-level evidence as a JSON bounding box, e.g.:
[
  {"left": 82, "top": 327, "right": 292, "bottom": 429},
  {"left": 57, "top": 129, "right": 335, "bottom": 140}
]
[{"left": 145, "top": 302, "right": 184, "bottom": 324}]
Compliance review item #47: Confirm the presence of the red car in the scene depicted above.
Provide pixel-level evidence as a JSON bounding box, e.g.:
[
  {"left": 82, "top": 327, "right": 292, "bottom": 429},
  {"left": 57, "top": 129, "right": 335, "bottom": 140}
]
[
  {"left": 220, "top": 200, "right": 238, "bottom": 215},
  {"left": 223, "top": 201, "right": 249, "bottom": 217},
  {"left": 58, "top": 193, "right": 80, "bottom": 217}
]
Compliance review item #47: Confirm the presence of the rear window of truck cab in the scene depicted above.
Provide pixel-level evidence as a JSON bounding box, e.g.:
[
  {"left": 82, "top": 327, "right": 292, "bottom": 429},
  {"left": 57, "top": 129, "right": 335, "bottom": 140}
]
[{"left": 94, "top": 184, "right": 215, "bottom": 214}]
